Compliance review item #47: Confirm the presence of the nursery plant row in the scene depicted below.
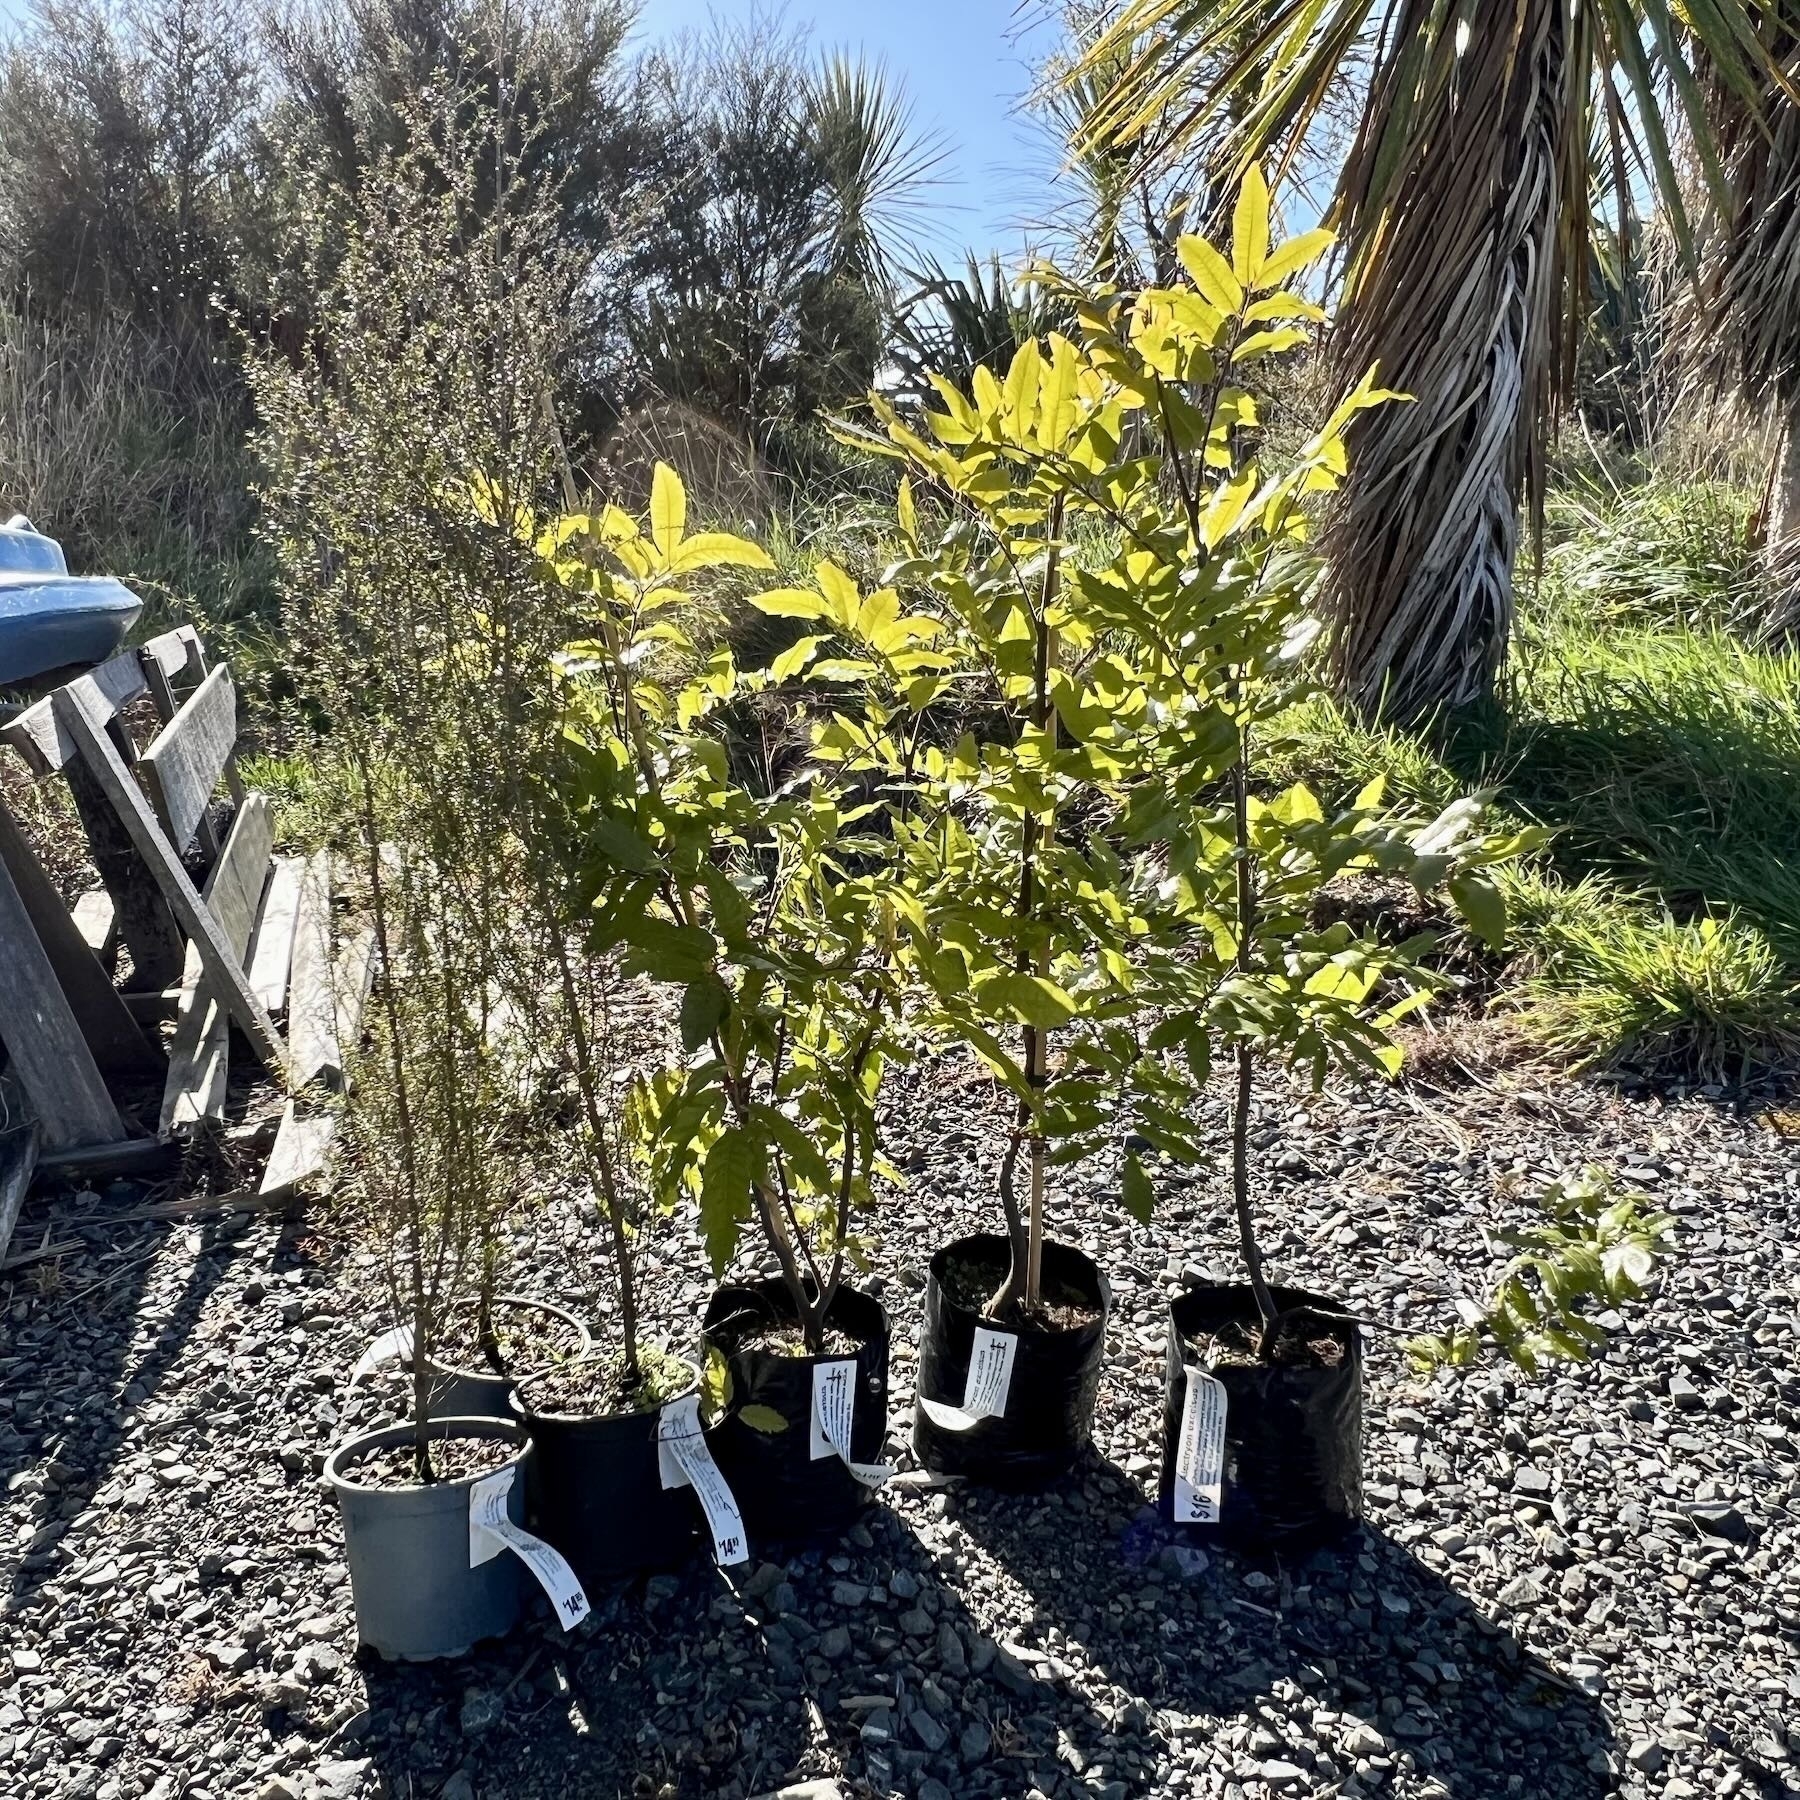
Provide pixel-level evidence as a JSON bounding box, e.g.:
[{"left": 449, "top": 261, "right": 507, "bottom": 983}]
[{"left": 300, "top": 179, "right": 1673, "bottom": 1661}]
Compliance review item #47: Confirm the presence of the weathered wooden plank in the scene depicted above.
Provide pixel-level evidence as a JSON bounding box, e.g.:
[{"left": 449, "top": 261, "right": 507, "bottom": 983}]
[
  {"left": 160, "top": 795, "right": 274, "bottom": 1133},
  {"left": 51, "top": 688, "right": 286, "bottom": 1073},
  {"left": 334, "top": 924, "right": 376, "bottom": 1069},
  {"left": 63, "top": 754, "right": 185, "bottom": 989},
  {"left": 71, "top": 889, "right": 115, "bottom": 956},
  {"left": 0, "top": 799, "right": 160, "bottom": 1078},
  {"left": 0, "top": 1122, "right": 41, "bottom": 1269},
  {"left": 138, "top": 631, "right": 219, "bottom": 859},
  {"left": 0, "top": 850, "right": 123, "bottom": 1149},
  {"left": 0, "top": 652, "right": 149, "bottom": 778},
  {"left": 35, "top": 1136, "right": 177, "bottom": 1184},
  {"left": 260, "top": 1102, "right": 337, "bottom": 1198},
  {"left": 138, "top": 627, "right": 202, "bottom": 683},
  {"left": 247, "top": 855, "right": 302, "bottom": 1015},
  {"left": 288, "top": 851, "right": 336, "bottom": 1089},
  {"left": 139, "top": 663, "right": 236, "bottom": 855}
]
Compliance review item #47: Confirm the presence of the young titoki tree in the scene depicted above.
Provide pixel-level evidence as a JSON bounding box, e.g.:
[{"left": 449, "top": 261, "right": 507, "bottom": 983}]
[
  {"left": 527, "top": 467, "right": 911, "bottom": 1355},
  {"left": 784, "top": 171, "right": 1537, "bottom": 1338}
]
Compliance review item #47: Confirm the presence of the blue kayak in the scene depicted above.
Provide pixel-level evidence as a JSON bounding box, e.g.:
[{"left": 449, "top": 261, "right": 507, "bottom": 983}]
[{"left": 0, "top": 515, "right": 143, "bottom": 687}]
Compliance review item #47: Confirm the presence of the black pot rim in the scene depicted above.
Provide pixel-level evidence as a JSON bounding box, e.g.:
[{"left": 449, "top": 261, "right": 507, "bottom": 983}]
[
  {"left": 703, "top": 1275, "right": 888, "bottom": 1364},
  {"left": 927, "top": 1232, "right": 1111, "bottom": 1342},
  {"left": 1169, "top": 1282, "right": 1362, "bottom": 1358},
  {"left": 324, "top": 1414, "right": 528, "bottom": 1495},
  {"left": 508, "top": 1356, "right": 701, "bottom": 1427},
  {"left": 419, "top": 1293, "right": 592, "bottom": 1385}
]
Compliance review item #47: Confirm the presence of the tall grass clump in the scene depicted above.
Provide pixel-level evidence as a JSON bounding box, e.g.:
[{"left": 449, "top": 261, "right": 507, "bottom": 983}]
[
  {"left": 1528, "top": 472, "right": 1757, "bottom": 635},
  {"left": 1505, "top": 871, "right": 1800, "bottom": 1081},
  {"left": 1498, "top": 609, "right": 1800, "bottom": 965}
]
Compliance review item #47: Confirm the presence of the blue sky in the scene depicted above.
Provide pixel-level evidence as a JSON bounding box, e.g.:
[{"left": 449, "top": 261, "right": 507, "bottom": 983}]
[{"left": 635, "top": 0, "right": 1066, "bottom": 266}]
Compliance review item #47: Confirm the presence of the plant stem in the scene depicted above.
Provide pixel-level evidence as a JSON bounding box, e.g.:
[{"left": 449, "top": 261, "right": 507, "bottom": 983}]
[
  {"left": 355, "top": 751, "right": 435, "bottom": 1483},
  {"left": 1231, "top": 732, "right": 1280, "bottom": 1339},
  {"left": 1004, "top": 495, "right": 1065, "bottom": 1315}
]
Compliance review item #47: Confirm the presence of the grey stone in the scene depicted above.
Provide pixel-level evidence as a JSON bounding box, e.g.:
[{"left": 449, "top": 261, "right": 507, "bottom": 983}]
[
  {"left": 313, "top": 1761, "right": 373, "bottom": 1800},
  {"left": 458, "top": 1689, "right": 503, "bottom": 1736},
  {"left": 909, "top": 1709, "right": 949, "bottom": 1754},
  {"left": 959, "top": 1719, "right": 992, "bottom": 1763}
]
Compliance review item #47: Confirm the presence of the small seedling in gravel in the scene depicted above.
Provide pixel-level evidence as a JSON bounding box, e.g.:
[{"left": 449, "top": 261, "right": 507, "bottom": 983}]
[{"left": 1408, "top": 1166, "right": 1675, "bottom": 1371}]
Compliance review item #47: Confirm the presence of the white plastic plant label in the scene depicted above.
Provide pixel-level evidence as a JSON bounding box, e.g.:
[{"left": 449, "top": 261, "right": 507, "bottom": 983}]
[
  {"left": 656, "top": 1394, "right": 749, "bottom": 1568},
  {"left": 809, "top": 1358, "right": 892, "bottom": 1487},
  {"left": 468, "top": 1466, "right": 591, "bottom": 1631},
  {"left": 917, "top": 1325, "right": 1018, "bottom": 1433},
  {"left": 349, "top": 1324, "right": 413, "bottom": 1386},
  {"left": 1173, "top": 1365, "right": 1228, "bottom": 1525}
]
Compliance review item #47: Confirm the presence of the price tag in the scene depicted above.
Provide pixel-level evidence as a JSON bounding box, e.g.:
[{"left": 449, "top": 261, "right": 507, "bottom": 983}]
[
  {"left": 657, "top": 1395, "right": 749, "bottom": 1568},
  {"left": 468, "top": 1466, "right": 590, "bottom": 1630},
  {"left": 348, "top": 1324, "right": 414, "bottom": 1386},
  {"left": 809, "top": 1359, "right": 892, "bottom": 1487},
  {"left": 917, "top": 1325, "right": 1018, "bottom": 1433},
  {"left": 1172, "top": 1365, "right": 1228, "bottom": 1525}
]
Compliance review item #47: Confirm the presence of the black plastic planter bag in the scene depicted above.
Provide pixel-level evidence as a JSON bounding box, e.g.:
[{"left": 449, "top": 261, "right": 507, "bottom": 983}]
[
  {"left": 510, "top": 1389, "right": 704, "bottom": 1589},
  {"left": 912, "top": 1234, "right": 1111, "bottom": 1489},
  {"left": 701, "top": 1278, "right": 891, "bottom": 1546},
  {"left": 1159, "top": 1283, "right": 1362, "bottom": 1553}
]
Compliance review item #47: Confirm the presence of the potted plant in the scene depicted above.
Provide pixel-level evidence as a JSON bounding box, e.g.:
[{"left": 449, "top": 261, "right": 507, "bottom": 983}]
[
  {"left": 530, "top": 464, "right": 908, "bottom": 1546},
  {"left": 497, "top": 456, "right": 763, "bottom": 1583},
  {"left": 258, "top": 107, "right": 599, "bottom": 1652},
  {"left": 796, "top": 171, "right": 1538, "bottom": 1503}
]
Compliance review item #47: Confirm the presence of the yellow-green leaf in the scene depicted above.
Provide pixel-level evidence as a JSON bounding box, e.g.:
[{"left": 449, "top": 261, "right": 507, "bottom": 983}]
[
  {"left": 1176, "top": 234, "right": 1244, "bottom": 315},
  {"left": 670, "top": 532, "right": 773, "bottom": 574},
  {"left": 650, "top": 463, "right": 686, "bottom": 562},
  {"left": 1258, "top": 227, "right": 1336, "bottom": 289},
  {"left": 1003, "top": 336, "right": 1042, "bottom": 435},
  {"left": 1232, "top": 165, "right": 1270, "bottom": 288},
  {"left": 976, "top": 971, "right": 1078, "bottom": 1029}
]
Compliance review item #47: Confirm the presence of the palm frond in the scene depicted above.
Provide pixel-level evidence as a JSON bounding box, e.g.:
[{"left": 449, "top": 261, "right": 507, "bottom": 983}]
[
  {"left": 806, "top": 52, "right": 949, "bottom": 287},
  {"left": 1071, "top": 0, "right": 1786, "bottom": 722}
]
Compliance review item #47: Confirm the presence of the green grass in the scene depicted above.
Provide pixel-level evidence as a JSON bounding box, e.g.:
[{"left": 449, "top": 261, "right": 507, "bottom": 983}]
[
  {"left": 1278, "top": 468, "right": 1800, "bottom": 1083},
  {"left": 1499, "top": 870, "right": 1799, "bottom": 1081}
]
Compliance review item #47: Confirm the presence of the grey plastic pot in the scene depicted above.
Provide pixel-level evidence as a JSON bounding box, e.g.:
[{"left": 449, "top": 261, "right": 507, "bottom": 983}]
[
  {"left": 415, "top": 1295, "right": 592, "bottom": 1421},
  {"left": 324, "top": 1415, "right": 530, "bottom": 1660}
]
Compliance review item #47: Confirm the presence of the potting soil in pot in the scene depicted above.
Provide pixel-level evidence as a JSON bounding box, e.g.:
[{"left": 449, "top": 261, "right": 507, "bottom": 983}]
[
  {"left": 512, "top": 1353, "right": 741, "bottom": 1584},
  {"left": 1159, "top": 1282, "right": 1362, "bottom": 1552},
  {"left": 912, "top": 1233, "right": 1111, "bottom": 1489},
  {"left": 701, "top": 1278, "right": 891, "bottom": 1546}
]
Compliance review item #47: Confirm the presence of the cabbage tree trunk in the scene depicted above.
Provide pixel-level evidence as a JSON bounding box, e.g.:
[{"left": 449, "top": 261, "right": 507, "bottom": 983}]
[
  {"left": 1763, "top": 404, "right": 1800, "bottom": 642},
  {"left": 1324, "top": 0, "right": 1568, "bottom": 725}
]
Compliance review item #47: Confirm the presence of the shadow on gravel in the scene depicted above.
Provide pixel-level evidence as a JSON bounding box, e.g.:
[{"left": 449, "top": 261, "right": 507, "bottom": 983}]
[
  {"left": 950, "top": 1452, "right": 1618, "bottom": 1800},
  {"left": 344, "top": 1496, "right": 1112, "bottom": 1800},
  {"left": 2, "top": 1209, "right": 245, "bottom": 1610}
]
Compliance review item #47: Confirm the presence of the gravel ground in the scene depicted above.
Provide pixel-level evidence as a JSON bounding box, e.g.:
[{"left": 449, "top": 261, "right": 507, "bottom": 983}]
[{"left": 2, "top": 1059, "right": 1797, "bottom": 1800}]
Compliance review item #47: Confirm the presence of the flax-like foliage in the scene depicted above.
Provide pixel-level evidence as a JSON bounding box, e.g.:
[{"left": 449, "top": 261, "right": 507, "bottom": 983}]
[{"left": 1072, "top": 0, "right": 1781, "bottom": 722}]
